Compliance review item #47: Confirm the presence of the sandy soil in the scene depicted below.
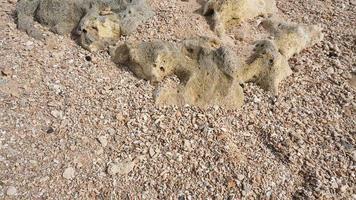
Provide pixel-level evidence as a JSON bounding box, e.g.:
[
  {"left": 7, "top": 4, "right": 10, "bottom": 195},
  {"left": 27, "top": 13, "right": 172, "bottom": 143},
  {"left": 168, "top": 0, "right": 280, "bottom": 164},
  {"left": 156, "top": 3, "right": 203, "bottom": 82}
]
[{"left": 0, "top": 0, "right": 355, "bottom": 199}]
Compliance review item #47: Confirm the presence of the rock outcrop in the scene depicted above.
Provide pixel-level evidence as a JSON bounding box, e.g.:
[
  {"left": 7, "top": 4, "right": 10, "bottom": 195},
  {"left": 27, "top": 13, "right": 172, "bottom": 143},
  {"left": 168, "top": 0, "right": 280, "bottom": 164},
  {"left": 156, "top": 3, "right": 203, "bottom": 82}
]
[
  {"left": 260, "top": 18, "right": 324, "bottom": 58},
  {"left": 112, "top": 37, "right": 245, "bottom": 108},
  {"left": 16, "top": 0, "right": 154, "bottom": 51},
  {"left": 203, "top": 0, "right": 277, "bottom": 36},
  {"left": 237, "top": 18, "right": 324, "bottom": 94},
  {"left": 112, "top": 18, "right": 323, "bottom": 108},
  {"left": 16, "top": 0, "right": 324, "bottom": 108}
]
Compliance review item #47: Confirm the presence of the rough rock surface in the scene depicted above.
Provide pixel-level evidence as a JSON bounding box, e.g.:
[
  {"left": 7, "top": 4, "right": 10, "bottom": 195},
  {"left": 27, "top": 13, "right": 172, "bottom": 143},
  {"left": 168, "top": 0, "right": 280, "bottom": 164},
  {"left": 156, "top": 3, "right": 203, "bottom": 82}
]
[
  {"left": 112, "top": 37, "right": 244, "bottom": 108},
  {"left": 237, "top": 18, "right": 324, "bottom": 94},
  {"left": 16, "top": 0, "right": 154, "bottom": 51},
  {"left": 260, "top": 17, "right": 324, "bottom": 58},
  {"left": 203, "top": 0, "right": 277, "bottom": 35},
  {"left": 112, "top": 18, "right": 323, "bottom": 108}
]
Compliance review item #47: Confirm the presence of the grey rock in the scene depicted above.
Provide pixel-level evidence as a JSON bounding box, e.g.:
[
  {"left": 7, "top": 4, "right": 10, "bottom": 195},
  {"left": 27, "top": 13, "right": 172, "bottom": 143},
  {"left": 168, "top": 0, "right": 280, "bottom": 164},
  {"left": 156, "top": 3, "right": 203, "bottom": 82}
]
[{"left": 16, "top": 0, "right": 154, "bottom": 51}]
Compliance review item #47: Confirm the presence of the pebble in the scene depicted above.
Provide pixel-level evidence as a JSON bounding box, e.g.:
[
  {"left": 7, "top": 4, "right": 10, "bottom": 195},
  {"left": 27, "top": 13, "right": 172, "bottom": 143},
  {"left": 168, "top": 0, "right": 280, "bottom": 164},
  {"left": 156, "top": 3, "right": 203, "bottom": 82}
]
[
  {"left": 46, "top": 127, "right": 55, "bottom": 134},
  {"left": 6, "top": 186, "right": 17, "bottom": 196},
  {"left": 349, "top": 73, "right": 356, "bottom": 89},
  {"left": 107, "top": 128, "right": 116, "bottom": 135},
  {"left": 50, "top": 110, "right": 64, "bottom": 119},
  {"left": 253, "top": 97, "right": 261, "bottom": 103},
  {"left": 63, "top": 167, "right": 75, "bottom": 180},
  {"left": 24, "top": 41, "right": 34, "bottom": 50},
  {"left": 149, "top": 147, "right": 155, "bottom": 158},
  {"left": 237, "top": 174, "right": 245, "bottom": 181},
  {"left": 97, "top": 135, "right": 108, "bottom": 147},
  {"left": 1, "top": 67, "right": 12, "bottom": 76},
  {"left": 326, "top": 67, "right": 334, "bottom": 74},
  {"left": 39, "top": 176, "right": 50, "bottom": 183},
  {"left": 339, "top": 185, "right": 348, "bottom": 193},
  {"left": 25, "top": 41, "right": 33, "bottom": 46},
  {"left": 107, "top": 159, "right": 136, "bottom": 175}
]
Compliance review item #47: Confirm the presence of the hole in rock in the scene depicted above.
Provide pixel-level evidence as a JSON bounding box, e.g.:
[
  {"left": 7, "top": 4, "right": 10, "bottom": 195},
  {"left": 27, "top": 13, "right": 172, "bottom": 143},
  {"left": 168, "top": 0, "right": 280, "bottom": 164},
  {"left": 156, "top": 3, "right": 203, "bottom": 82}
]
[{"left": 85, "top": 55, "right": 92, "bottom": 62}]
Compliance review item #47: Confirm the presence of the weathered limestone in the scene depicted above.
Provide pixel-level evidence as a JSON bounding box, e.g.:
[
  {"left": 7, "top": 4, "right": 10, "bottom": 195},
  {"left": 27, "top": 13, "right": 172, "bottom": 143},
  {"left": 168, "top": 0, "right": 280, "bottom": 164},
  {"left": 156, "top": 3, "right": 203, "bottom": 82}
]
[
  {"left": 203, "top": 0, "right": 277, "bottom": 35},
  {"left": 260, "top": 18, "right": 324, "bottom": 58},
  {"left": 77, "top": 8, "right": 122, "bottom": 51},
  {"left": 16, "top": 0, "right": 154, "bottom": 51},
  {"left": 15, "top": 0, "right": 324, "bottom": 108},
  {"left": 236, "top": 18, "right": 323, "bottom": 94},
  {"left": 112, "top": 18, "right": 323, "bottom": 108},
  {"left": 112, "top": 37, "right": 245, "bottom": 108}
]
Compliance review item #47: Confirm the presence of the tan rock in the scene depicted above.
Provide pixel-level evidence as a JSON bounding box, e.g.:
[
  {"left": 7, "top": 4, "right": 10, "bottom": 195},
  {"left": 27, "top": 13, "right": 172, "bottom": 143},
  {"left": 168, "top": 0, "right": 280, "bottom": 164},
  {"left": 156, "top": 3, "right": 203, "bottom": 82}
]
[
  {"left": 112, "top": 17, "right": 323, "bottom": 107},
  {"left": 107, "top": 159, "right": 136, "bottom": 175},
  {"left": 6, "top": 186, "right": 17, "bottom": 196},
  {"left": 203, "top": 0, "right": 277, "bottom": 35},
  {"left": 63, "top": 167, "right": 75, "bottom": 180},
  {"left": 16, "top": 0, "right": 154, "bottom": 51},
  {"left": 112, "top": 37, "right": 245, "bottom": 108},
  {"left": 261, "top": 17, "right": 324, "bottom": 58}
]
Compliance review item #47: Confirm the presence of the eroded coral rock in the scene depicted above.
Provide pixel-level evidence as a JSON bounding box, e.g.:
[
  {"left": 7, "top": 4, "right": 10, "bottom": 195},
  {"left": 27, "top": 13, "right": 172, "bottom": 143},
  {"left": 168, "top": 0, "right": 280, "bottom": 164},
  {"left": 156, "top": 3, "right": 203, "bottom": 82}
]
[
  {"left": 16, "top": 0, "right": 154, "bottom": 51},
  {"left": 236, "top": 18, "right": 323, "bottom": 94},
  {"left": 203, "top": 0, "right": 277, "bottom": 35},
  {"left": 260, "top": 18, "right": 324, "bottom": 58},
  {"left": 112, "top": 18, "right": 323, "bottom": 108},
  {"left": 16, "top": 0, "right": 324, "bottom": 108},
  {"left": 112, "top": 37, "right": 245, "bottom": 108},
  {"left": 238, "top": 40, "right": 292, "bottom": 94},
  {"left": 77, "top": 8, "right": 122, "bottom": 51}
]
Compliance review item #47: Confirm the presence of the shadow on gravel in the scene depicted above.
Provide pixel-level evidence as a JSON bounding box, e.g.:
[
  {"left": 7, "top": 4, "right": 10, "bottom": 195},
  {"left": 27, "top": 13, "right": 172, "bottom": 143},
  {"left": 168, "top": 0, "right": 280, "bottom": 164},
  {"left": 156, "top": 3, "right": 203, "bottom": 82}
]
[
  {"left": 292, "top": 163, "right": 319, "bottom": 199},
  {"left": 260, "top": 130, "right": 291, "bottom": 165}
]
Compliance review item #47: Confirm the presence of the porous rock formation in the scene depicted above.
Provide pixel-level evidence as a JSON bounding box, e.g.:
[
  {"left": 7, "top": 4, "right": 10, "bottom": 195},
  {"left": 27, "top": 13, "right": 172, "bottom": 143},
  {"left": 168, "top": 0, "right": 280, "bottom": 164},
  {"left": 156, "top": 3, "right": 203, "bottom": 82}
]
[
  {"left": 112, "top": 37, "right": 245, "bottom": 108},
  {"left": 203, "top": 0, "right": 277, "bottom": 35},
  {"left": 112, "top": 18, "right": 323, "bottom": 108},
  {"left": 16, "top": 0, "right": 154, "bottom": 51},
  {"left": 16, "top": 0, "right": 324, "bottom": 108}
]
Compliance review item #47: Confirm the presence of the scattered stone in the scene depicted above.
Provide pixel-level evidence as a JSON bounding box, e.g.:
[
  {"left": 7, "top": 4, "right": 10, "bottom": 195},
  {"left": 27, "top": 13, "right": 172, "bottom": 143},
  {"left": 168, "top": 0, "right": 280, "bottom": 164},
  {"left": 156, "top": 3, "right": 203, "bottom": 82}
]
[
  {"left": 39, "top": 176, "right": 50, "bottom": 183},
  {"left": 1, "top": 67, "right": 12, "bottom": 76},
  {"left": 1, "top": 0, "right": 353, "bottom": 199},
  {"left": 107, "top": 128, "right": 116, "bottom": 135},
  {"left": 46, "top": 127, "right": 54, "bottom": 134},
  {"left": 50, "top": 110, "right": 63, "bottom": 119},
  {"left": 107, "top": 159, "right": 136, "bottom": 175},
  {"left": 149, "top": 147, "right": 155, "bottom": 158},
  {"left": 237, "top": 174, "right": 245, "bottom": 181},
  {"left": 6, "top": 186, "right": 17, "bottom": 196},
  {"left": 25, "top": 41, "right": 33, "bottom": 46},
  {"left": 97, "top": 135, "right": 108, "bottom": 147},
  {"left": 63, "top": 167, "right": 75, "bottom": 180},
  {"left": 326, "top": 67, "right": 335, "bottom": 74},
  {"left": 95, "top": 148, "right": 104, "bottom": 155},
  {"left": 349, "top": 72, "right": 356, "bottom": 89},
  {"left": 339, "top": 185, "right": 348, "bottom": 193},
  {"left": 7, "top": 0, "right": 16, "bottom": 4}
]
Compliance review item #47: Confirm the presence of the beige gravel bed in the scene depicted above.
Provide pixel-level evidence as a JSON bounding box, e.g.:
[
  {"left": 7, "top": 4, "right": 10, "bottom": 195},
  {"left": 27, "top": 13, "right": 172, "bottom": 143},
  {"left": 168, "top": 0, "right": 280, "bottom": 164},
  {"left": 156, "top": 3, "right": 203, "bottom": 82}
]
[{"left": 0, "top": 0, "right": 355, "bottom": 199}]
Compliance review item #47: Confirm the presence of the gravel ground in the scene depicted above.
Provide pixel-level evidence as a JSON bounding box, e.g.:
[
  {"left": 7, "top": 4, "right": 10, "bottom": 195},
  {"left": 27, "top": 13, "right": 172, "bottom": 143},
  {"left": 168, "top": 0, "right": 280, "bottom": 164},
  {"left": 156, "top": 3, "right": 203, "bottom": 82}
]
[{"left": 0, "top": 0, "right": 355, "bottom": 199}]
